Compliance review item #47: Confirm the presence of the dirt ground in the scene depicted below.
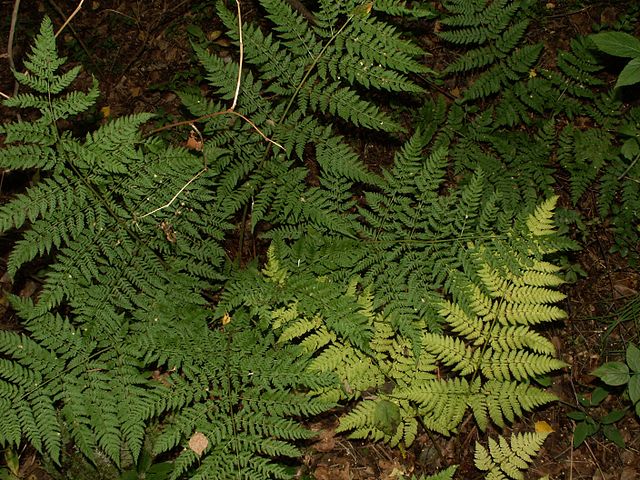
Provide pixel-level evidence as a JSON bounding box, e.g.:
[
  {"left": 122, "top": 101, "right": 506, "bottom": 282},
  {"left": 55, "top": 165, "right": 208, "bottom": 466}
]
[{"left": 1, "top": 1, "right": 639, "bottom": 479}]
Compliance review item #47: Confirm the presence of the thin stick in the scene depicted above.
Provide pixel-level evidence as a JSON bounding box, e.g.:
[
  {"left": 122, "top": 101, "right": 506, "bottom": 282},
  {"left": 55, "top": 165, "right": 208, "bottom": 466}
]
[
  {"left": 138, "top": 168, "right": 207, "bottom": 219},
  {"left": 228, "top": 110, "right": 284, "bottom": 150},
  {"left": 46, "top": 0, "right": 98, "bottom": 73},
  {"left": 8, "top": 0, "right": 21, "bottom": 98},
  {"left": 0, "top": 91, "right": 10, "bottom": 100},
  {"left": 147, "top": 109, "right": 284, "bottom": 150},
  {"left": 230, "top": 0, "right": 243, "bottom": 111},
  {"left": 618, "top": 152, "right": 640, "bottom": 181},
  {"left": 54, "top": 0, "right": 86, "bottom": 38}
]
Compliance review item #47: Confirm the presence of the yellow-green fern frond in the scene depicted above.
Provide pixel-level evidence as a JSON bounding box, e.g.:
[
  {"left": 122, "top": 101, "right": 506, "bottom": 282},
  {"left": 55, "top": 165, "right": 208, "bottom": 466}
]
[
  {"left": 338, "top": 397, "right": 420, "bottom": 447},
  {"left": 502, "top": 284, "right": 566, "bottom": 304},
  {"left": 508, "top": 270, "right": 565, "bottom": 287},
  {"left": 475, "top": 430, "right": 550, "bottom": 480},
  {"left": 395, "top": 378, "right": 478, "bottom": 435},
  {"left": 440, "top": 301, "right": 485, "bottom": 341},
  {"left": 479, "top": 265, "right": 566, "bottom": 303},
  {"left": 526, "top": 196, "right": 558, "bottom": 237},
  {"left": 278, "top": 314, "right": 322, "bottom": 343},
  {"left": 262, "top": 244, "right": 289, "bottom": 286},
  {"left": 496, "top": 302, "right": 567, "bottom": 325},
  {"left": 423, "top": 333, "right": 480, "bottom": 375},
  {"left": 480, "top": 349, "right": 567, "bottom": 381},
  {"left": 469, "top": 381, "right": 557, "bottom": 431},
  {"left": 530, "top": 259, "right": 563, "bottom": 273},
  {"left": 487, "top": 324, "right": 555, "bottom": 354}
]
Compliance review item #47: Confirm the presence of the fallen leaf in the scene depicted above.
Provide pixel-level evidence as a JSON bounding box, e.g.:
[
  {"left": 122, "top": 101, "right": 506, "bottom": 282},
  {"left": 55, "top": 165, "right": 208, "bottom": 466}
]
[
  {"left": 613, "top": 283, "right": 637, "bottom": 299},
  {"left": 188, "top": 432, "right": 208, "bottom": 456},
  {"left": 535, "top": 420, "right": 555, "bottom": 433},
  {"left": 186, "top": 131, "right": 203, "bottom": 151},
  {"left": 311, "top": 428, "right": 336, "bottom": 453},
  {"left": 208, "top": 30, "right": 223, "bottom": 41},
  {"left": 620, "top": 467, "right": 637, "bottom": 480}
]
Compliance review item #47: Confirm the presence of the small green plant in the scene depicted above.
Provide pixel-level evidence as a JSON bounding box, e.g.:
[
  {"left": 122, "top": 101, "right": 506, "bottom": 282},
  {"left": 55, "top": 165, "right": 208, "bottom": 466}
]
[
  {"left": 592, "top": 343, "right": 640, "bottom": 417},
  {"left": 589, "top": 31, "right": 640, "bottom": 89},
  {"left": 567, "top": 386, "right": 627, "bottom": 448}
]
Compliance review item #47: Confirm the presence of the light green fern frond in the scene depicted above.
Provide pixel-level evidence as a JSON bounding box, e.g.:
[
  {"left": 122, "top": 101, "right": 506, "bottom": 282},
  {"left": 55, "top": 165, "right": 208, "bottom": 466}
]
[
  {"left": 469, "top": 381, "right": 557, "bottom": 431},
  {"left": 475, "top": 430, "right": 550, "bottom": 480}
]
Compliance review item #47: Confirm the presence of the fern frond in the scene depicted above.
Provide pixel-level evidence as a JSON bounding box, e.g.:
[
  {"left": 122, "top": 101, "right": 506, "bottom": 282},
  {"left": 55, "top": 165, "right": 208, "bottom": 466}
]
[{"left": 475, "top": 430, "right": 550, "bottom": 480}]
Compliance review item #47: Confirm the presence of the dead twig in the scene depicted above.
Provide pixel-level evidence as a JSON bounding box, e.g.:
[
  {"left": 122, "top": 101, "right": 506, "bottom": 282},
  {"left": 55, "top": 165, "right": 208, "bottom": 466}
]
[
  {"left": 230, "top": 0, "right": 243, "bottom": 111},
  {"left": 618, "top": 152, "right": 640, "bottom": 181},
  {"left": 47, "top": 0, "right": 99, "bottom": 73},
  {"left": 147, "top": 109, "right": 284, "bottom": 151},
  {"left": 137, "top": 168, "right": 207, "bottom": 220},
  {"left": 8, "top": 0, "right": 21, "bottom": 100},
  {"left": 54, "top": 0, "right": 86, "bottom": 38}
]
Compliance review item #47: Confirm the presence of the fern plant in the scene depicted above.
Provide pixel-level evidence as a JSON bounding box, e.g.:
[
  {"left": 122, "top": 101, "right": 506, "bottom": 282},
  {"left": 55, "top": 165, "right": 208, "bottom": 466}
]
[
  {"left": 219, "top": 172, "right": 569, "bottom": 448},
  {"left": 0, "top": 3, "right": 577, "bottom": 479},
  {"left": 0, "top": 17, "right": 338, "bottom": 479}
]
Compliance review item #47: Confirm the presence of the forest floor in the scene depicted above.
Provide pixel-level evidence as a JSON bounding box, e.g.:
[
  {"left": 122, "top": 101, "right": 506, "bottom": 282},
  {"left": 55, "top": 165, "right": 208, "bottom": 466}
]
[{"left": 1, "top": 0, "right": 639, "bottom": 479}]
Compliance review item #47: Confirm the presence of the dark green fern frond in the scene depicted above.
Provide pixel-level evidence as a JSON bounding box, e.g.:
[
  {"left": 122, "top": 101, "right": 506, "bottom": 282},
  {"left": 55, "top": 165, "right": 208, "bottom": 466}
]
[
  {"left": 558, "top": 125, "right": 615, "bottom": 205},
  {"left": 439, "top": 0, "right": 542, "bottom": 102},
  {"left": 373, "top": 0, "right": 436, "bottom": 18}
]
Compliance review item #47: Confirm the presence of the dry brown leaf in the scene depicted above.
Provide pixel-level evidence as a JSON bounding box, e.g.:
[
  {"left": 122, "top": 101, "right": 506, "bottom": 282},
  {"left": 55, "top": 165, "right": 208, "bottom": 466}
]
[
  {"left": 188, "top": 432, "right": 209, "bottom": 456},
  {"left": 534, "top": 420, "right": 554, "bottom": 433},
  {"left": 160, "top": 221, "right": 177, "bottom": 243},
  {"left": 620, "top": 467, "right": 637, "bottom": 480},
  {"left": 186, "top": 131, "right": 203, "bottom": 151},
  {"left": 311, "top": 428, "right": 336, "bottom": 453},
  {"left": 314, "top": 463, "right": 350, "bottom": 480},
  {"left": 613, "top": 283, "right": 637, "bottom": 299}
]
